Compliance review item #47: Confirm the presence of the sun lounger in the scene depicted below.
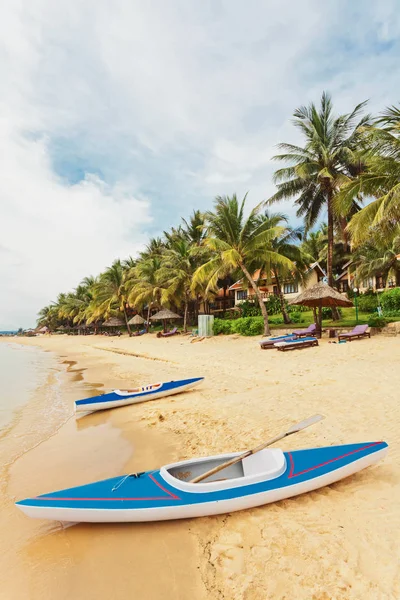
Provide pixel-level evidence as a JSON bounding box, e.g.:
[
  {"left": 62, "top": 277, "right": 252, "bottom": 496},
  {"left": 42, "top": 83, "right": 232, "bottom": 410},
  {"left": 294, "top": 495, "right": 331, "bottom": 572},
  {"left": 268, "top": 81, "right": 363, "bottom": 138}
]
[
  {"left": 157, "top": 327, "right": 180, "bottom": 338},
  {"left": 132, "top": 329, "right": 146, "bottom": 337},
  {"left": 338, "top": 324, "right": 370, "bottom": 342},
  {"left": 291, "top": 323, "right": 317, "bottom": 338},
  {"left": 274, "top": 336, "right": 319, "bottom": 351},
  {"left": 259, "top": 334, "right": 297, "bottom": 349}
]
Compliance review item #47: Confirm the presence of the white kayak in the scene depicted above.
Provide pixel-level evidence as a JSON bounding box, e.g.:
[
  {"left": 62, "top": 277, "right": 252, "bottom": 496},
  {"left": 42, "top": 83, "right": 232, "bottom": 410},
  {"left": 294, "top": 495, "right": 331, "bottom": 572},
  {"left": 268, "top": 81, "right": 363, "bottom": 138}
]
[
  {"left": 16, "top": 441, "right": 387, "bottom": 522},
  {"left": 74, "top": 377, "right": 204, "bottom": 412}
]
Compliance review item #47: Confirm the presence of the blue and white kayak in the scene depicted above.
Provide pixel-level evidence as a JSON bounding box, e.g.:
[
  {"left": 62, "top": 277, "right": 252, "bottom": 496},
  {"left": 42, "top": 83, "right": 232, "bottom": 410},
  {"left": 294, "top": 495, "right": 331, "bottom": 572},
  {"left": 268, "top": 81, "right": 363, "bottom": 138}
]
[
  {"left": 74, "top": 377, "right": 204, "bottom": 413},
  {"left": 16, "top": 441, "right": 387, "bottom": 522}
]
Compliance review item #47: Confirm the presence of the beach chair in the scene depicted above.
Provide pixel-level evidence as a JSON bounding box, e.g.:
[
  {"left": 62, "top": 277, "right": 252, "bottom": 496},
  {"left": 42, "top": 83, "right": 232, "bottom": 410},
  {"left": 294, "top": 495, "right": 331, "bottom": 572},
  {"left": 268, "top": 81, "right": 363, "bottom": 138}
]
[
  {"left": 259, "top": 334, "right": 297, "bottom": 349},
  {"left": 132, "top": 329, "right": 146, "bottom": 337},
  {"left": 291, "top": 323, "right": 317, "bottom": 338},
  {"left": 338, "top": 324, "right": 370, "bottom": 342},
  {"left": 274, "top": 336, "right": 319, "bottom": 351},
  {"left": 157, "top": 327, "right": 180, "bottom": 338}
]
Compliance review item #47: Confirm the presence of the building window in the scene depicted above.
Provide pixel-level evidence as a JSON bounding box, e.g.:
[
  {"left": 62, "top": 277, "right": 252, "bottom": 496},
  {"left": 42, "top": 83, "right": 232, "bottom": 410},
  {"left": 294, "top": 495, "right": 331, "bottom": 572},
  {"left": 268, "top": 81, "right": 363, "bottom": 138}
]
[
  {"left": 237, "top": 290, "right": 248, "bottom": 301},
  {"left": 283, "top": 283, "right": 298, "bottom": 294},
  {"left": 273, "top": 285, "right": 278, "bottom": 296},
  {"left": 340, "top": 281, "right": 349, "bottom": 292}
]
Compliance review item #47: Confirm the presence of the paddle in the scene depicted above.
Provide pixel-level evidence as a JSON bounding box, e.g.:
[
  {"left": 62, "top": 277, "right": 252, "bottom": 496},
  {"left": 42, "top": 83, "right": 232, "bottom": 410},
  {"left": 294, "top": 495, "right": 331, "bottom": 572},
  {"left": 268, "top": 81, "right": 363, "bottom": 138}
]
[{"left": 189, "top": 414, "right": 325, "bottom": 484}]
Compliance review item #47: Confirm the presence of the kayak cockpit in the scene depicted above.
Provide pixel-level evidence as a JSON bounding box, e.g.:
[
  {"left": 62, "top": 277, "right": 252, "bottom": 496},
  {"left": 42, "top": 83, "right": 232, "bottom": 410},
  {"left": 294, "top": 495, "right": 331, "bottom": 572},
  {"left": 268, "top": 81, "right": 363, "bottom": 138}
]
[
  {"left": 114, "top": 383, "right": 162, "bottom": 396},
  {"left": 160, "top": 449, "right": 287, "bottom": 493}
]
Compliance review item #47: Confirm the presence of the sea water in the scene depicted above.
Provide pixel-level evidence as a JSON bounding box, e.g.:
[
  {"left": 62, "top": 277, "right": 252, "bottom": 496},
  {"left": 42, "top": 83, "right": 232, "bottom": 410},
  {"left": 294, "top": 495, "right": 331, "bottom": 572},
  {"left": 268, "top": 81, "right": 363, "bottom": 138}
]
[{"left": 0, "top": 343, "right": 57, "bottom": 431}]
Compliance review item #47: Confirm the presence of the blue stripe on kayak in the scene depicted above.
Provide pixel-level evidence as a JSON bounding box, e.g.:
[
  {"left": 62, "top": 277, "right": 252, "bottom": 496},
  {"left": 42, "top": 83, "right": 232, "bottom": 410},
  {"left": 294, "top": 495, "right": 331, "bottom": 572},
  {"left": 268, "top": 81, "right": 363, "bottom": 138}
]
[
  {"left": 16, "top": 442, "right": 387, "bottom": 510},
  {"left": 75, "top": 377, "right": 204, "bottom": 406}
]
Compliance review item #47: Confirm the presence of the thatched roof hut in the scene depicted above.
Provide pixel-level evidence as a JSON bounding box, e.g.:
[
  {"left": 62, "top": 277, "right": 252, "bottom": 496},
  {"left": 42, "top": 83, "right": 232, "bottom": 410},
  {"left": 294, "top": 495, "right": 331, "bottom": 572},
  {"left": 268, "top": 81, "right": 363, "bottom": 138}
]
[
  {"left": 289, "top": 282, "right": 353, "bottom": 308},
  {"left": 289, "top": 282, "right": 353, "bottom": 335},
  {"left": 150, "top": 309, "right": 182, "bottom": 321},
  {"left": 150, "top": 308, "right": 182, "bottom": 332},
  {"left": 102, "top": 317, "right": 125, "bottom": 327},
  {"left": 128, "top": 314, "right": 145, "bottom": 325}
]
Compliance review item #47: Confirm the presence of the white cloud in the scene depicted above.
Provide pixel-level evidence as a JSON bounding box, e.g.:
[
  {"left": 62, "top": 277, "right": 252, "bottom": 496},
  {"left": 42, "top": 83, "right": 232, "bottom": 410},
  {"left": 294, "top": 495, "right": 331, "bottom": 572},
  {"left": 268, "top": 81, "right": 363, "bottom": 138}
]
[{"left": 1, "top": 0, "right": 400, "bottom": 327}]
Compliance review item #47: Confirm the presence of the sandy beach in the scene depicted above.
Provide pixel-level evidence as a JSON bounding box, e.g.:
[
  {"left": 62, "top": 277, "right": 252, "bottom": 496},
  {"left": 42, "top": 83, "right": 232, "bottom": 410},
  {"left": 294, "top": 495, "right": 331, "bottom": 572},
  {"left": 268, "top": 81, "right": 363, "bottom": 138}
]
[{"left": 1, "top": 332, "right": 399, "bottom": 600}]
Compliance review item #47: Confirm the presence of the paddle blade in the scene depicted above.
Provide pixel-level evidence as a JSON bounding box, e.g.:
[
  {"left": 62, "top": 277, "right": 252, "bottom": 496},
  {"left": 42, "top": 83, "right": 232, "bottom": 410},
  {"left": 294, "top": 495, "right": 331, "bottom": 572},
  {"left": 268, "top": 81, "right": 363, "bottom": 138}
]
[{"left": 286, "top": 414, "right": 325, "bottom": 435}]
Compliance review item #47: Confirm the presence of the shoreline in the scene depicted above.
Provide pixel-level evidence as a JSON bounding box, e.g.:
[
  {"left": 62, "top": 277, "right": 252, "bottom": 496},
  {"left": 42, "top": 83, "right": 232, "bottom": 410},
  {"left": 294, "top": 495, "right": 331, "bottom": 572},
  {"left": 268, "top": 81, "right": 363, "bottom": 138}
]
[
  {"left": 1, "top": 333, "right": 399, "bottom": 599},
  {"left": 0, "top": 338, "right": 206, "bottom": 600}
]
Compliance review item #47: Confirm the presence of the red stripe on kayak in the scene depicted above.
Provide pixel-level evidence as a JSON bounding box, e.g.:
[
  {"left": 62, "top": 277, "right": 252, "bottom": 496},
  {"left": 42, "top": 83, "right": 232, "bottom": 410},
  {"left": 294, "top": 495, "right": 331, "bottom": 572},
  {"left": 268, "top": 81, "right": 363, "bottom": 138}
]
[
  {"left": 35, "top": 473, "right": 180, "bottom": 502},
  {"left": 148, "top": 473, "right": 180, "bottom": 499},
  {"left": 35, "top": 496, "right": 178, "bottom": 501},
  {"left": 288, "top": 442, "right": 383, "bottom": 479}
]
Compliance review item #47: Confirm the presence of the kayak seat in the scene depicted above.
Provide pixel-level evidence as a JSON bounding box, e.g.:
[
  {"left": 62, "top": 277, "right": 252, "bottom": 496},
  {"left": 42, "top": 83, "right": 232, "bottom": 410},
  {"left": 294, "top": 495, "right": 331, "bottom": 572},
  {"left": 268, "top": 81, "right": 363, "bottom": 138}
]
[{"left": 242, "top": 449, "right": 286, "bottom": 479}]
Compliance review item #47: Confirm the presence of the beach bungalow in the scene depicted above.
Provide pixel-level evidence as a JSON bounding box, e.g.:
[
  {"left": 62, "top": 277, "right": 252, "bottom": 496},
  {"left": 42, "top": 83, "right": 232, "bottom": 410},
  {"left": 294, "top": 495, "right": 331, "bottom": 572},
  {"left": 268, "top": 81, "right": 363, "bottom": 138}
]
[
  {"left": 208, "top": 287, "right": 236, "bottom": 314},
  {"left": 229, "top": 262, "right": 326, "bottom": 306},
  {"left": 336, "top": 257, "right": 400, "bottom": 293}
]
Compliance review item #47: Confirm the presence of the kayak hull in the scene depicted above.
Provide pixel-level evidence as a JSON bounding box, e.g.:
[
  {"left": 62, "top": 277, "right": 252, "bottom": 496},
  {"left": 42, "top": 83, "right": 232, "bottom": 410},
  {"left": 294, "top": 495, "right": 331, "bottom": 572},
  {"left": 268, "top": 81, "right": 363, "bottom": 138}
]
[
  {"left": 16, "top": 442, "right": 388, "bottom": 522},
  {"left": 74, "top": 377, "right": 204, "bottom": 412}
]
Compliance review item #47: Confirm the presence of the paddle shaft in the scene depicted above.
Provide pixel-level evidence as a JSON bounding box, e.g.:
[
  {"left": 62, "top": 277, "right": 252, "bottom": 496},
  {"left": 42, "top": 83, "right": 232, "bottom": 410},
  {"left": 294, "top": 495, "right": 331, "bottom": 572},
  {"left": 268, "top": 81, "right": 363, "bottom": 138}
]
[{"left": 189, "top": 414, "right": 324, "bottom": 484}]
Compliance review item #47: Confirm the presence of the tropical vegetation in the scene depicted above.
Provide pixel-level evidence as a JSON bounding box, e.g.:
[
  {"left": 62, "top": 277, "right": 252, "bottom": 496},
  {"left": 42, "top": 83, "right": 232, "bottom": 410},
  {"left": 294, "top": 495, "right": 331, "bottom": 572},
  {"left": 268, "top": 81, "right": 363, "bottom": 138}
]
[{"left": 36, "top": 93, "right": 400, "bottom": 334}]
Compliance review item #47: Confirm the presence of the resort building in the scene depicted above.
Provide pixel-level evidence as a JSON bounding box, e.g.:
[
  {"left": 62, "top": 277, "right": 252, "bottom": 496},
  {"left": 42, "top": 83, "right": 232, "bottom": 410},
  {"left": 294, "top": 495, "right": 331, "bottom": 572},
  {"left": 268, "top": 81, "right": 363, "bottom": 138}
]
[
  {"left": 336, "top": 257, "right": 400, "bottom": 293},
  {"left": 229, "top": 262, "right": 326, "bottom": 306}
]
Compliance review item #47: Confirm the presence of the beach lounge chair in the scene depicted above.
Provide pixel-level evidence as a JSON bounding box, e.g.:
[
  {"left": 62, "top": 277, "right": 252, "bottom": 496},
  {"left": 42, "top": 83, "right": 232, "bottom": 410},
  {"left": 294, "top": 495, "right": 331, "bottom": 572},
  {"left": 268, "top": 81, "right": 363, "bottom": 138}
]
[
  {"left": 291, "top": 323, "right": 317, "bottom": 338},
  {"left": 132, "top": 329, "right": 146, "bottom": 337},
  {"left": 338, "top": 324, "right": 370, "bottom": 342},
  {"left": 274, "top": 336, "right": 319, "bottom": 351},
  {"left": 157, "top": 327, "right": 179, "bottom": 338},
  {"left": 259, "top": 334, "right": 297, "bottom": 349}
]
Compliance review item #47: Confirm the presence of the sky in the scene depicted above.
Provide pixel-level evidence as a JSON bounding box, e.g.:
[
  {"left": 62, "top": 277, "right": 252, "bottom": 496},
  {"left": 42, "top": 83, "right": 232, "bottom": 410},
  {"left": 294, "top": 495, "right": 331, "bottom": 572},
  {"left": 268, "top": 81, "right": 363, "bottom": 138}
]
[{"left": 1, "top": 0, "right": 400, "bottom": 329}]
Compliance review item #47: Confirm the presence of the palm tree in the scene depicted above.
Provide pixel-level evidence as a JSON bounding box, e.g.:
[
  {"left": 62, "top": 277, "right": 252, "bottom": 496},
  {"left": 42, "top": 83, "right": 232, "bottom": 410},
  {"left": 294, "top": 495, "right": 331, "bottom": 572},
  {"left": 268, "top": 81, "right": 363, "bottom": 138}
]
[
  {"left": 90, "top": 260, "right": 131, "bottom": 334},
  {"left": 353, "top": 226, "right": 400, "bottom": 288},
  {"left": 181, "top": 210, "right": 207, "bottom": 246},
  {"left": 257, "top": 212, "right": 308, "bottom": 324},
  {"left": 37, "top": 304, "right": 59, "bottom": 329},
  {"left": 193, "top": 194, "right": 290, "bottom": 336},
  {"left": 336, "top": 104, "right": 400, "bottom": 244},
  {"left": 126, "top": 257, "right": 163, "bottom": 330},
  {"left": 157, "top": 238, "right": 198, "bottom": 332},
  {"left": 59, "top": 277, "right": 98, "bottom": 326},
  {"left": 269, "top": 92, "right": 369, "bottom": 287}
]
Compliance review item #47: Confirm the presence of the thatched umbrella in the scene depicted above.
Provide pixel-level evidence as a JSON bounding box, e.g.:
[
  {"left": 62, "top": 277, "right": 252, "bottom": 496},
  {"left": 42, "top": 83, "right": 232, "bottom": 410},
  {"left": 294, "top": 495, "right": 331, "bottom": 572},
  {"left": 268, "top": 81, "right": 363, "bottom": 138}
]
[
  {"left": 128, "top": 314, "right": 145, "bottom": 332},
  {"left": 102, "top": 317, "right": 125, "bottom": 328},
  {"left": 150, "top": 308, "right": 182, "bottom": 333},
  {"left": 289, "top": 282, "right": 353, "bottom": 336},
  {"left": 38, "top": 326, "right": 49, "bottom": 333}
]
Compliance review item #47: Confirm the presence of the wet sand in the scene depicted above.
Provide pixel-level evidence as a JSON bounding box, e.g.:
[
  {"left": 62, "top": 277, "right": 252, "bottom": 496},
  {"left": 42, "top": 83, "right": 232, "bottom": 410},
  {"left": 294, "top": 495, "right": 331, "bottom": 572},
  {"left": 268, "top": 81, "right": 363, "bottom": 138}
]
[{"left": 1, "top": 333, "right": 399, "bottom": 599}]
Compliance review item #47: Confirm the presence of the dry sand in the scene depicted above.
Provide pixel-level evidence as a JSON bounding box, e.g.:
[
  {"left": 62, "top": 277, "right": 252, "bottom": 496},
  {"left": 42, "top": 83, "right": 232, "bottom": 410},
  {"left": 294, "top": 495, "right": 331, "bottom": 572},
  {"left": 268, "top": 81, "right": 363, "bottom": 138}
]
[{"left": 1, "top": 332, "right": 399, "bottom": 599}]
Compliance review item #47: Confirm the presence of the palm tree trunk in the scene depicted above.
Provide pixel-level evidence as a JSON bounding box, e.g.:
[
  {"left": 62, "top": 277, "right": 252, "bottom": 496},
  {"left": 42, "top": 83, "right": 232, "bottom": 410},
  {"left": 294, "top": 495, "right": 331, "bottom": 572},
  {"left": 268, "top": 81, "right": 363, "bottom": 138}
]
[
  {"left": 146, "top": 305, "right": 151, "bottom": 332},
  {"left": 273, "top": 268, "right": 291, "bottom": 324},
  {"left": 327, "top": 190, "right": 334, "bottom": 287},
  {"left": 327, "top": 190, "right": 340, "bottom": 322},
  {"left": 123, "top": 305, "right": 131, "bottom": 336},
  {"left": 240, "top": 262, "right": 270, "bottom": 336},
  {"left": 183, "top": 301, "right": 188, "bottom": 333}
]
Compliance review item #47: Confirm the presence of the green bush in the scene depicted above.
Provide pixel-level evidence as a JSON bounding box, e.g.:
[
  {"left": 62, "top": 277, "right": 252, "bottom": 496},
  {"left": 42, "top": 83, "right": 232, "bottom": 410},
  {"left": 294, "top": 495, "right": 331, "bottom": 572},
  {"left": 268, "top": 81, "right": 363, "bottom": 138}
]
[
  {"left": 357, "top": 293, "right": 379, "bottom": 313},
  {"left": 213, "top": 319, "right": 233, "bottom": 335},
  {"left": 381, "top": 288, "right": 400, "bottom": 312},
  {"left": 321, "top": 307, "right": 342, "bottom": 319},
  {"left": 367, "top": 314, "right": 387, "bottom": 328},
  {"left": 265, "top": 294, "right": 282, "bottom": 315},
  {"left": 268, "top": 315, "right": 284, "bottom": 325},
  {"left": 288, "top": 304, "right": 308, "bottom": 313},
  {"left": 381, "top": 310, "right": 400, "bottom": 318},
  {"left": 289, "top": 311, "right": 305, "bottom": 323},
  {"left": 239, "top": 300, "right": 262, "bottom": 317},
  {"left": 231, "top": 316, "right": 264, "bottom": 336}
]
